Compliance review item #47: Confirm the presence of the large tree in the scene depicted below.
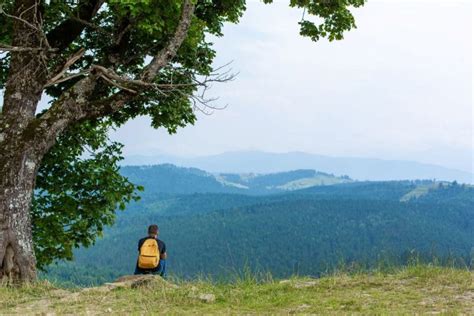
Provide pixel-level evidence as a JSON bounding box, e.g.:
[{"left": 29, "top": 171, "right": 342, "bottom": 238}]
[{"left": 0, "top": 0, "right": 364, "bottom": 283}]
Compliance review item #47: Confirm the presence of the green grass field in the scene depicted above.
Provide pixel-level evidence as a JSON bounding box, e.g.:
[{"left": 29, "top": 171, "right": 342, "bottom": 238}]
[{"left": 1, "top": 265, "right": 473, "bottom": 315}]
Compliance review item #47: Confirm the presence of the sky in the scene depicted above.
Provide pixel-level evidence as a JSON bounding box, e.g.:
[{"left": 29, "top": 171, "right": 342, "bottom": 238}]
[
  {"left": 25, "top": 0, "right": 471, "bottom": 173},
  {"left": 110, "top": 0, "right": 472, "bottom": 172}
]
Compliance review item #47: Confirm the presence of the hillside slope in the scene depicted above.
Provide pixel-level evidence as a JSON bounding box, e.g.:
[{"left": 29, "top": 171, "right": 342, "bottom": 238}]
[{"left": 5, "top": 266, "right": 474, "bottom": 315}]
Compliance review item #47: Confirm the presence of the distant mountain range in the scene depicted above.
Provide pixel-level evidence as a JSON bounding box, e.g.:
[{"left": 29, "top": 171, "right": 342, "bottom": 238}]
[{"left": 121, "top": 151, "right": 473, "bottom": 183}]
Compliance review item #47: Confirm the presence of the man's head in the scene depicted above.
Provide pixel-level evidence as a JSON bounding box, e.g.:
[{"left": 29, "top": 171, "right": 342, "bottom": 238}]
[{"left": 148, "top": 224, "right": 159, "bottom": 237}]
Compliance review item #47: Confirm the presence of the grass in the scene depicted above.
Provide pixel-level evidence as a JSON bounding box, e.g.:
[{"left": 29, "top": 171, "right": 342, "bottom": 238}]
[
  {"left": 1, "top": 265, "right": 473, "bottom": 315},
  {"left": 399, "top": 182, "right": 440, "bottom": 202},
  {"left": 276, "top": 175, "right": 351, "bottom": 191}
]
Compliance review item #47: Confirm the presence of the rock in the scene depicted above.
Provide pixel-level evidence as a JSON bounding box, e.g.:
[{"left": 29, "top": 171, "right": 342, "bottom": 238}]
[
  {"left": 288, "top": 303, "right": 312, "bottom": 314},
  {"left": 198, "top": 293, "right": 216, "bottom": 303},
  {"left": 130, "top": 277, "right": 155, "bottom": 289},
  {"left": 79, "top": 275, "right": 178, "bottom": 294},
  {"left": 51, "top": 289, "right": 70, "bottom": 297},
  {"left": 114, "top": 275, "right": 178, "bottom": 289},
  {"left": 279, "top": 279, "right": 318, "bottom": 288},
  {"left": 296, "top": 304, "right": 311, "bottom": 311},
  {"left": 294, "top": 281, "right": 317, "bottom": 289},
  {"left": 115, "top": 275, "right": 147, "bottom": 283}
]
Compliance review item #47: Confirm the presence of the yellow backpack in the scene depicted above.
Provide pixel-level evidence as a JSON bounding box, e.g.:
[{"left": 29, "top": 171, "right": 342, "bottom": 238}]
[{"left": 138, "top": 238, "right": 160, "bottom": 269}]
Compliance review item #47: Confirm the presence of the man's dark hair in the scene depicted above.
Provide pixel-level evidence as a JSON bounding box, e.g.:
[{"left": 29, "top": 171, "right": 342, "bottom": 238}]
[{"left": 148, "top": 224, "right": 159, "bottom": 235}]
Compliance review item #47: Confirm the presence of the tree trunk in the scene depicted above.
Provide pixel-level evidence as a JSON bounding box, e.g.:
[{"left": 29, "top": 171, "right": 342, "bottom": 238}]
[
  {"left": 0, "top": 149, "right": 38, "bottom": 283},
  {"left": 0, "top": 64, "right": 44, "bottom": 282},
  {"left": 0, "top": 0, "right": 46, "bottom": 284}
]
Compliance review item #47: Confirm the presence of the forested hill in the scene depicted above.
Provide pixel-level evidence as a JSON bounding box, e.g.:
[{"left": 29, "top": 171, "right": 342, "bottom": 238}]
[
  {"left": 44, "top": 166, "right": 474, "bottom": 286},
  {"left": 120, "top": 164, "right": 352, "bottom": 196}
]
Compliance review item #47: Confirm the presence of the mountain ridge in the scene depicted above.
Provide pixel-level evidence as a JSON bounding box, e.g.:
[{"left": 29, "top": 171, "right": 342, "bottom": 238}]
[
  {"left": 120, "top": 164, "right": 352, "bottom": 196},
  {"left": 121, "top": 151, "right": 473, "bottom": 183}
]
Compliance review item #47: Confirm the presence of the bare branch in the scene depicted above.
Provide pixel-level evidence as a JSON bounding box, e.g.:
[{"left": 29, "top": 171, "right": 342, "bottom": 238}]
[
  {"left": 45, "top": 48, "right": 86, "bottom": 87},
  {"left": 0, "top": 44, "right": 56, "bottom": 53},
  {"left": 1, "top": 1, "right": 52, "bottom": 51},
  {"left": 98, "top": 74, "right": 137, "bottom": 94},
  {"left": 44, "top": 72, "right": 87, "bottom": 86},
  {"left": 91, "top": 63, "right": 236, "bottom": 97},
  {"left": 0, "top": 2, "right": 38, "bottom": 31}
]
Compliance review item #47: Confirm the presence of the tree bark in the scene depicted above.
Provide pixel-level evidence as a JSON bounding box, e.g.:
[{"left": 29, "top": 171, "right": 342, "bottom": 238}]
[
  {"left": 0, "top": 146, "right": 39, "bottom": 283},
  {"left": 0, "top": 0, "right": 45, "bottom": 283}
]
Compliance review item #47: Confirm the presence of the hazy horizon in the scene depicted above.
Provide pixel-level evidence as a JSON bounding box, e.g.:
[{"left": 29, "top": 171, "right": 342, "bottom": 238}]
[
  {"left": 121, "top": 148, "right": 472, "bottom": 171},
  {"left": 119, "top": 149, "right": 474, "bottom": 184}
]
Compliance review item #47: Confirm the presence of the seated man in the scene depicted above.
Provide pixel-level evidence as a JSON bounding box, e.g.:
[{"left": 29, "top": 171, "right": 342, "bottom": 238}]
[{"left": 134, "top": 224, "right": 167, "bottom": 277}]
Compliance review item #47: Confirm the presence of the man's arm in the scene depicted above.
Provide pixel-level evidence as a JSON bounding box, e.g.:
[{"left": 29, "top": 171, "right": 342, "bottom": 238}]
[
  {"left": 138, "top": 239, "right": 143, "bottom": 252},
  {"left": 160, "top": 241, "right": 167, "bottom": 259}
]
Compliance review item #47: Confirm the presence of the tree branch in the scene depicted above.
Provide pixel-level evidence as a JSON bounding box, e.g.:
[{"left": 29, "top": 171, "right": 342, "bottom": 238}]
[
  {"left": 0, "top": 1, "right": 52, "bottom": 51},
  {"left": 44, "top": 48, "right": 86, "bottom": 87},
  {"left": 141, "top": 0, "right": 195, "bottom": 81},
  {"left": 91, "top": 63, "right": 235, "bottom": 95},
  {"left": 0, "top": 2, "right": 39, "bottom": 31},
  {"left": 0, "top": 44, "right": 56, "bottom": 53},
  {"left": 46, "top": 0, "right": 104, "bottom": 51},
  {"left": 31, "top": 0, "right": 194, "bottom": 150},
  {"left": 28, "top": 0, "right": 196, "bottom": 158}
]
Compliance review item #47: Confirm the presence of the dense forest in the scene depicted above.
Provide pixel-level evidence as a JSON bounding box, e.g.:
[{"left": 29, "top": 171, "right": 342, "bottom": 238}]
[{"left": 44, "top": 165, "right": 474, "bottom": 286}]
